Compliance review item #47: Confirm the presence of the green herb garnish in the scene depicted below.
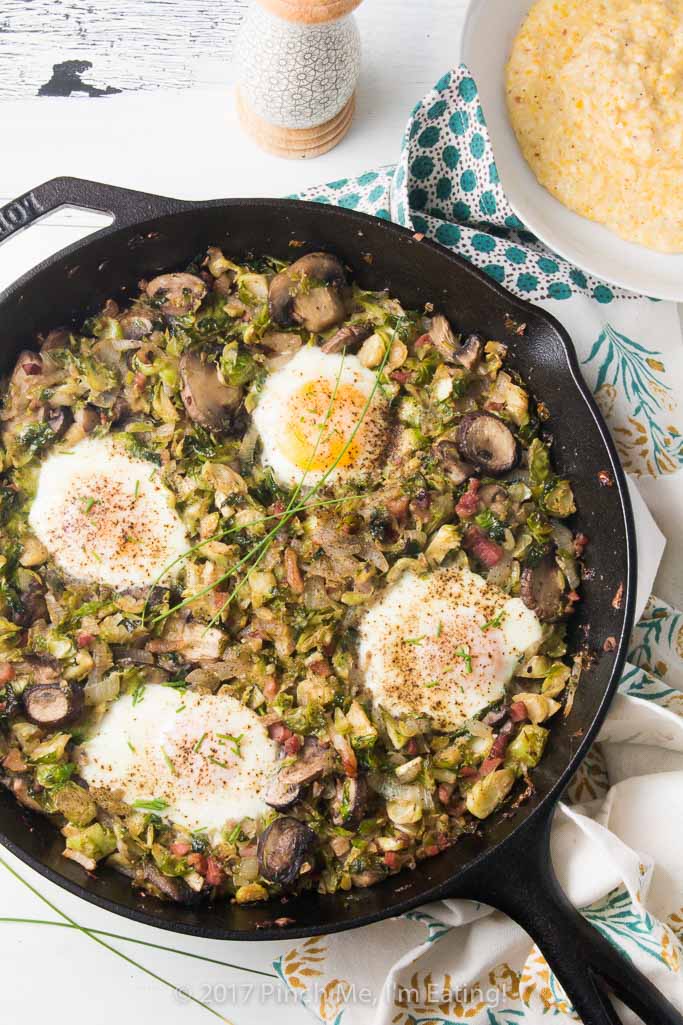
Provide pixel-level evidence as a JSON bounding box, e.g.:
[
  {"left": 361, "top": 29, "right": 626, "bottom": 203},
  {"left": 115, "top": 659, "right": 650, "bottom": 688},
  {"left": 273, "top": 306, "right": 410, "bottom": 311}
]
[
  {"left": 481, "top": 610, "right": 506, "bottom": 632},
  {"left": 161, "top": 748, "right": 177, "bottom": 776},
  {"left": 217, "top": 733, "right": 243, "bottom": 758},
  {"left": 131, "top": 683, "right": 146, "bottom": 706},
  {"left": 455, "top": 645, "right": 473, "bottom": 674},
  {"left": 132, "top": 798, "right": 169, "bottom": 812}
]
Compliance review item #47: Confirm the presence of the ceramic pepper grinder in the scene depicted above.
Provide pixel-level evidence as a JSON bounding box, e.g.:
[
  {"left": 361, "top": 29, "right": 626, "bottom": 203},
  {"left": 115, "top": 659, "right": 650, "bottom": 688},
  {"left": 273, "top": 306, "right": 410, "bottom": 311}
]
[{"left": 235, "top": 0, "right": 363, "bottom": 159}]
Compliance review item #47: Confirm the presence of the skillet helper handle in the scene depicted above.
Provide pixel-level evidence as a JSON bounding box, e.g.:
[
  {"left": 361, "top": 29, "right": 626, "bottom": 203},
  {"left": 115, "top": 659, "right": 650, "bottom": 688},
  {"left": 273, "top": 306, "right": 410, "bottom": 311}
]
[
  {"left": 0, "top": 176, "right": 188, "bottom": 247},
  {"left": 451, "top": 808, "right": 683, "bottom": 1025}
]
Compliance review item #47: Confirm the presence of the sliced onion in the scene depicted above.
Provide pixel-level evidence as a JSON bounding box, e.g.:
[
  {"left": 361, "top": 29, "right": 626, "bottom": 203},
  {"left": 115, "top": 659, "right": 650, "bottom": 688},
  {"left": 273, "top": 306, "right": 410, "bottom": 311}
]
[
  {"left": 468, "top": 719, "right": 493, "bottom": 739},
  {"left": 486, "top": 552, "right": 512, "bottom": 590},
  {"left": 113, "top": 646, "right": 155, "bottom": 665},
  {"left": 84, "top": 672, "right": 120, "bottom": 706},
  {"left": 111, "top": 339, "right": 142, "bottom": 352}
]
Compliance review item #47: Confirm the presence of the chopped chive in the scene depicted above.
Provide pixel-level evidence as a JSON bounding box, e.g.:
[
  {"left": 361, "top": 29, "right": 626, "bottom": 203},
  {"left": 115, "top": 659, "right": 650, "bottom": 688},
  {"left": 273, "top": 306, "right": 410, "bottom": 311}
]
[
  {"left": 193, "top": 732, "right": 207, "bottom": 753},
  {"left": 435, "top": 621, "right": 443, "bottom": 638},
  {"left": 216, "top": 732, "right": 243, "bottom": 758},
  {"left": 131, "top": 683, "right": 146, "bottom": 706},
  {"left": 127, "top": 739, "right": 136, "bottom": 753},
  {"left": 404, "top": 635, "right": 426, "bottom": 646},
  {"left": 455, "top": 645, "right": 473, "bottom": 674},
  {"left": 133, "top": 479, "right": 140, "bottom": 500},
  {"left": 132, "top": 798, "right": 169, "bottom": 812},
  {"left": 481, "top": 610, "right": 506, "bottom": 631},
  {"left": 161, "top": 748, "right": 177, "bottom": 776},
  {"left": 82, "top": 497, "right": 98, "bottom": 515},
  {"left": 92, "top": 551, "right": 102, "bottom": 564},
  {"left": 208, "top": 755, "right": 231, "bottom": 771},
  {"left": 175, "top": 704, "right": 186, "bottom": 714},
  {"left": 425, "top": 679, "right": 440, "bottom": 689},
  {"left": 227, "top": 821, "right": 242, "bottom": 844}
]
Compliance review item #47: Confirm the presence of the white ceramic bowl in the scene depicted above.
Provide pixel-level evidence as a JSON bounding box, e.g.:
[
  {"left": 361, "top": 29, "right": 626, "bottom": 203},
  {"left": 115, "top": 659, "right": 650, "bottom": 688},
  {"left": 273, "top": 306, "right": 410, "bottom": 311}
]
[{"left": 461, "top": 0, "right": 683, "bottom": 301}]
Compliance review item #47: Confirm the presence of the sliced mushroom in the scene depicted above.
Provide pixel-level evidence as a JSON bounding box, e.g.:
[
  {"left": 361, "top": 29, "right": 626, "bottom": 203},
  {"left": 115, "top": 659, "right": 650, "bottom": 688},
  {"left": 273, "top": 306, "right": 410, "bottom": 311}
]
[
  {"left": 44, "top": 405, "right": 73, "bottom": 439},
  {"left": 179, "top": 351, "right": 241, "bottom": 430},
  {"left": 269, "top": 252, "right": 350, "bottom": 333},
  {"left": 75, "top": 404, "right": 101, "bottom": 434},
  {"left": 456, "top": 412, "right": 518, "bottom": 476},
  {"left": 265, "top": 737, "right": 332, "bottom": 811},
  {"left": 330, "top": 775, "right": 368, "bottom": 828},
  {"left": 21, "top": 655, "right": 61, "bottom": 684},
  {"left": 350, "top": 866, "right": 387, "bottom": 888},
  {"left": 428, "top": 314, "right": 458, "bottom": 361},
  {"left": 23, "top": 682, "right": 84, "bottom": 728},
  {"left": 138, "top": 859, "right": 203, "bottom": 905},
  {"left": 433, "top": 440, "right": 473, "bottom": 485},
  {"left": 521, "top": 556, "right": 566, "bottom": 622},
  {"left": 7, "top": 777, "right": 44, "bottom": 813},
  {"left": 146, "top": 273, "right": 207, "bottom": 317},
  {"left": 257, "top": 816, "right": 316, "bottom": 887},
  {"left": 455, "top": 331, "right": 484, "bottom": 370},
  {"left": 321, "top": 321, "right": 373, "bottom": 354},
  {"left": 41, "top": 328, "right": 71, "bottom": 352},
  {"left": 118, "top": 311, "right": 154, "bottom": 340}
]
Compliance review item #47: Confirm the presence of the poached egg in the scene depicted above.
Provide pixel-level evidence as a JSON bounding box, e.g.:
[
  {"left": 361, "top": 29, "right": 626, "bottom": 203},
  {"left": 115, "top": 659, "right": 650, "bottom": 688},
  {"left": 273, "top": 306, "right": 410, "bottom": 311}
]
[
  {"left": 28, "top": 436, "right": 188, "bottom": 590},
  {"left": 252, "top": 347, "right": 390, "bottom": 488},
  {"left": 77, "top": 686, "right": 278, "bottom": 834},
  {"left": 358, "top": 565, "right": 543, "bottom": 730}
]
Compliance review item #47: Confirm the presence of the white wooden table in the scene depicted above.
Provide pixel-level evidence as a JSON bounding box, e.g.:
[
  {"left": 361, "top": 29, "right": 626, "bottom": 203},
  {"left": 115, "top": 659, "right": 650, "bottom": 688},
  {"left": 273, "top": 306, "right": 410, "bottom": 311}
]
[
  {"left": 0, "top": 0, "right": 461, "bottom": 290},
  {"left": 0, "top": 3, "right": 466, "bottom": 1024}
]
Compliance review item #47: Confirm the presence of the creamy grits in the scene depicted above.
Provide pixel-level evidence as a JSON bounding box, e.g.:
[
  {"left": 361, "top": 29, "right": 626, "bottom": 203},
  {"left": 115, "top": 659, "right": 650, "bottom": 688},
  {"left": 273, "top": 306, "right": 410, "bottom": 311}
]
[{"left": 506, "top": 0, "right": 683, "bottom": 252}]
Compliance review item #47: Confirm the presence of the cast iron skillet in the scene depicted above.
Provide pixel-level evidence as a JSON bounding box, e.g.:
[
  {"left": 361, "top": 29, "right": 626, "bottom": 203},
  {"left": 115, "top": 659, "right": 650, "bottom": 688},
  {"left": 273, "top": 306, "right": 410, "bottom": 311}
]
[{"left": 0, "top": 178, "right": 679, "bottom": 1025}]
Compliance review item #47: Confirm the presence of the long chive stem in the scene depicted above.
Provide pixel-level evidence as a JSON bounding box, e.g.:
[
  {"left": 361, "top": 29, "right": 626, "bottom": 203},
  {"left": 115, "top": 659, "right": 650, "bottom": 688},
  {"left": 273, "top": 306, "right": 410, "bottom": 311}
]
[{"left": 150, "top": 326, "right": 399, "bottom": 627}]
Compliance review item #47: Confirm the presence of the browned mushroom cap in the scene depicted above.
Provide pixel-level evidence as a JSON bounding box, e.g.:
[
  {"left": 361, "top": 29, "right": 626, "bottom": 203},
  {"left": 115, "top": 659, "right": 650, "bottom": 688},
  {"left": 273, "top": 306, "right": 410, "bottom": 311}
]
[
  {"left": 75, "top": 404, "right": 101, "bottom": 434},
  {"left": 269, "top": 252, "right": 350, "bottom": 333},
  {"left": 138, "top": 859, "right": 203, "bottom": 905},
  {"left": 330, "top": 775, "right": 368, "bottom": 828},
  {"left": 257, "top": 816, "right": 316, "bottom": 887},
  {"left": 321, "top": 320, "right": 373, "bottom": 354},
  {"left": 12, "top": 573, "right": 47, "bottom": 628},
  {"left": 179, "top": 351, "right": 241, "bottom": 430},
  {"left": 41, "top": 328, "right": 71, "bottom": 352},
  {"left": 265, "top": 737, "right": 332, "bottom": 811},
  {"left": 455, "top": 331, "right": 484, "bottom": 370},
  {"left": 433, "top": 440, "right": 473, "bottom": 485},
  {"left": 44, "top": 405, "right": 73, "bottom": 439},
  {"left": 350, "top": 866, "right": 387, "bottom": 888},
  {"left": 118, "top": 311, "right": 154, "bottom": 340},
  {"left": 456, "top": 412, "right": 518, "bottom": 476},
  {"left": 146, "top": 273, "right": 207, "bottom": 317},
  {"left": 521, "top": 555, "right": 566, "bottom": 622},
  {"left": 23, "top": 682, "right": 83, "bottom": 728}
]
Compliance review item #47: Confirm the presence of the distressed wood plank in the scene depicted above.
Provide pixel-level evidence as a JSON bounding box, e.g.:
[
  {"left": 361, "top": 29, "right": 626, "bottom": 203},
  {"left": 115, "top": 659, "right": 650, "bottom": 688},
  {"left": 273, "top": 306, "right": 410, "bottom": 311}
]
[{"left": 1, "top": 0, "right": 249, "bottom": 97}]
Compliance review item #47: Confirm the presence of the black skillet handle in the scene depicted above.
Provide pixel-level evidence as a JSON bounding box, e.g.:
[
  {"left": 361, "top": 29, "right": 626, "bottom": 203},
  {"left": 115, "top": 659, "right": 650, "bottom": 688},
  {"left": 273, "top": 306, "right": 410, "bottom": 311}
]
[
  {"left": 0, "top": 176, "right": 188, "bottom": 247},
  {"left": 448, "top": 805, "right": 683, "bottom": 1025}
]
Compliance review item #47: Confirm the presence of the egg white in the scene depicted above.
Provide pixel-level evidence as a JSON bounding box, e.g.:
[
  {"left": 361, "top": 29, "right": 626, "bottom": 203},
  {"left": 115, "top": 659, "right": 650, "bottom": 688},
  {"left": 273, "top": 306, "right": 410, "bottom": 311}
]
[
  {"left": 28, "top": 436, "right": 188, "bottom": 590},
  {"left": 358, "top": 565, "right": 543, "bottom": 730},
  {"left": 76, "top": 686, "right": 278, "bottom": 834},
  {"left": 252, "top": 346, "right": 390, "bottom": 488}
]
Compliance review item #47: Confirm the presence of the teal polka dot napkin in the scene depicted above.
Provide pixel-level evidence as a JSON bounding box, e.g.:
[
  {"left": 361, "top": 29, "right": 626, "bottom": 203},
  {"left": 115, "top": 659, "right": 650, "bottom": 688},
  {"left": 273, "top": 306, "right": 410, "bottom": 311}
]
[{"left": 295, "top": 66, "right": 631, "bottom": 304}]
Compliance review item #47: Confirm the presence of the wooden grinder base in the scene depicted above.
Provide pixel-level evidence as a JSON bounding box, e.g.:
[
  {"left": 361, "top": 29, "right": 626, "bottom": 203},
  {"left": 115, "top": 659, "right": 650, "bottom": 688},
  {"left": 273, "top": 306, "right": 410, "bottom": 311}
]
[{"left": 236, "top": 88, "right": 356, "bottom": 159}]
